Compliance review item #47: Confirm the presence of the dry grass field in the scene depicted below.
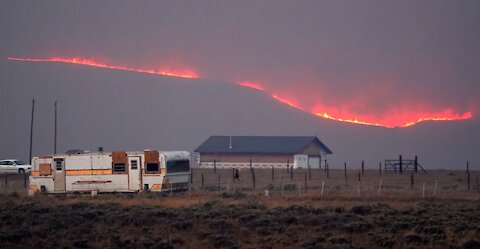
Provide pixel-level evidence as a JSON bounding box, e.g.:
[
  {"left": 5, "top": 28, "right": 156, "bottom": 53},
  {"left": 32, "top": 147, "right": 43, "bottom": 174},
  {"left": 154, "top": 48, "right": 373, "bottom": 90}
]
[
  {"left": 191, "top": 168, "right": 480, "bottom": 200},
  {"left": 0, "top": 169, "right": 479, "bottom": 248}
]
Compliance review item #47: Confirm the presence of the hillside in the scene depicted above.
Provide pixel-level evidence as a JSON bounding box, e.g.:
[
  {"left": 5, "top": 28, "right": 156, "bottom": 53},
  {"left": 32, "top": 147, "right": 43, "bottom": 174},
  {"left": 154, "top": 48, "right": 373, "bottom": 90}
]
[{"left": 1, "top": 61, "right": 479, "bottom": 169}]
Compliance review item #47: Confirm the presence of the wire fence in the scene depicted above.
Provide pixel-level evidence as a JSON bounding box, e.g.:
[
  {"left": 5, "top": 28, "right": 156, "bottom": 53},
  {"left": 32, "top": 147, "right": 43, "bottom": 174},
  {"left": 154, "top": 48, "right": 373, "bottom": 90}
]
[
  {"left": 1, "top": 167, "right": 479, "bottom": 199},
  {"left": 189, "top": 167, "right": 480, "bottom": 199},
  {"left": 0, "top": 173, "right": 29, "bottom": 193}
]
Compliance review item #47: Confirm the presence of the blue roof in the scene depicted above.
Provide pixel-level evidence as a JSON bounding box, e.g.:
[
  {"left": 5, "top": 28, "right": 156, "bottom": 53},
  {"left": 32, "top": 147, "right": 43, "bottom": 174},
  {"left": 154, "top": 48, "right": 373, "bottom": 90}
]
[{"left": 194, "top": 136, "right": 332, "bottom": 155}]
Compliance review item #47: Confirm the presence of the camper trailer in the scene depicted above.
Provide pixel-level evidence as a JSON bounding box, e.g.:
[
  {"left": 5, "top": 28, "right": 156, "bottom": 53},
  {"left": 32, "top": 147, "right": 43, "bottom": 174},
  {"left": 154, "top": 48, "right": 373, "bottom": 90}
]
[{"left": 29, "top": 150, "right": 190, "bottom": 194}]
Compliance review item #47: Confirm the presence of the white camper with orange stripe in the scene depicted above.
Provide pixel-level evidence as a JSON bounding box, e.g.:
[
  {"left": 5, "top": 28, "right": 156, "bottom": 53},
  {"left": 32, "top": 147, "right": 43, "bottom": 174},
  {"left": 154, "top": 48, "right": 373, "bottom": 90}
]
[{"left": 29, "top": 150, "right": 190, "bottom": 194}]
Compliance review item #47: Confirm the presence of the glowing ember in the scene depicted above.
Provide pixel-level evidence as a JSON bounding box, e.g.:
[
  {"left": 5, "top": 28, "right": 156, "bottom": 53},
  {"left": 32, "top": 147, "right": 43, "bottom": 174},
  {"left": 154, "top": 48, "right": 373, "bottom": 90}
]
[
  {"left": 8, "top": 56, "right": 473, "bottom": 128},
  {"left": 271, "top": 94, "right": 305, "bottom": 111},
  {"left": 7, "top": 57, "right": 198, "bottom": 79},
  {"left": 237, "top": 82, "right": 265, "bottom": 91}
]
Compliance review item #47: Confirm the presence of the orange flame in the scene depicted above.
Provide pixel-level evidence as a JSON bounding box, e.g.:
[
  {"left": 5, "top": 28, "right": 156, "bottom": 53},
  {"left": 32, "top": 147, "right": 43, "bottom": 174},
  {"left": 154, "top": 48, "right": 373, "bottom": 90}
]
[
  {"left": 237, "top": 82, "right": 265, "bottom": 91},
  {"left": 271, "top": 94, "right": 306, "bottom": 111},
  {"left": 7, "top": 57, "right": 198, "bottom": 79},
  {"left": 8, "top": 56, "right": 473, "bottom": 128}
]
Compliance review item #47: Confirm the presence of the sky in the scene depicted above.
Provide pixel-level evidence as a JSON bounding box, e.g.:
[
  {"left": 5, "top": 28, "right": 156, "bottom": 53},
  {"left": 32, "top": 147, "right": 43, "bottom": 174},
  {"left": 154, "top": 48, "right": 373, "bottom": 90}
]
[
  {"left": 1, "top": 1, "right": 480, "bottom": 167},
  {"left": 2, "top": 1, "right": 479, "bottom": 127}
]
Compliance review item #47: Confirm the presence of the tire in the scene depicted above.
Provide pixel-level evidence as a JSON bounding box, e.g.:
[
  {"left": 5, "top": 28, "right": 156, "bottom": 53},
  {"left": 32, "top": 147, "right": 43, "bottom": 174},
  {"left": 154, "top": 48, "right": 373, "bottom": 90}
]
[{"left": 18, "top": 168, "right": 25, "bottom": 174}]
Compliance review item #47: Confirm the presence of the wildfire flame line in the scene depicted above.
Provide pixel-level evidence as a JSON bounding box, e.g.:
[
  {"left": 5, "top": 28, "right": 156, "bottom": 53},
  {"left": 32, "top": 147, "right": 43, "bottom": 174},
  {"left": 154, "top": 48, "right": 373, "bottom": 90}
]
[
  {"left": 237, "top": 81, "right": 473, "bottom": 128},
  {"left": 7, "top": 57, "right": 198, "bottom": 79},
  {"left": 7, "top": 56, "right": 473, "bottom": 128}
]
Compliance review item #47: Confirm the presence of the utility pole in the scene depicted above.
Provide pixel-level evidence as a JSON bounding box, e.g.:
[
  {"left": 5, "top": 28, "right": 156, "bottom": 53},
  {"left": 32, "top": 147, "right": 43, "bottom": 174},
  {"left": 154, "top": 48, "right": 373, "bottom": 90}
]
[
  {"left": 54, "top": 100, "right": 57, "bottom": 154},
  {"left": 29, "top": 99, "right": 35, "bottom": 164}
]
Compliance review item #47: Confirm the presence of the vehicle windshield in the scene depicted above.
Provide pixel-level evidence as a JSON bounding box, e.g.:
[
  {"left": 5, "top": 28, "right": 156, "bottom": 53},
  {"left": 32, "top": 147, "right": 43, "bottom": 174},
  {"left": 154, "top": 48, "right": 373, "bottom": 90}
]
[
  {"left": 14, "top": 160, "right": 25, "bottom": 165},
  {"left": 166, "top": 160, "right": 190, "bottom": 173}
]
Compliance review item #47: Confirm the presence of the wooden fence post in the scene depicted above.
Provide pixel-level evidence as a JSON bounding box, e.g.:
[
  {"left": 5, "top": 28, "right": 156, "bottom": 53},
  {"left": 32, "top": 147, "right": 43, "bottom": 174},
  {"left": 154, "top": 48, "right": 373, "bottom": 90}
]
[
  {"left": 213, "top": 160, "right": 216, "bottom": 173},
  {"left": 399, "top": 155, "right": 403, "bottom": 174},
  {"left": 304, "top": 171, "right": 307, "bottom": 190},
  {"left": 308, "top": 165, "right": 311, "bottom": 180},
  {"left": 379, "top": 162, "right": 382, "bottom": 175},
  {"left": 326, "top": 163, "right": 329, "bottom": 178},
  {"left": 361, "top": 160, "right": 364, "bottom": 176},
  {"left": 410, "top": 173, "right": 414, "bottom": 188},
  {"left": 281, "top": 178, "right": 285, "bottom": 197},
  {"left": 344, "top": 162, "right": 348, "bottom": 186},
  {"left": 377, "top": 180, "right": 382, "bottom": 197},
  {"left": 467, "top": 172, "right": 471, "bottom": 191},
  {"left": 357, "top": 172, "right": 361, "bottom": 182},
  {"left": 466, "top": 161, "right": 469, "bottom": 173},
  {"left": 218, "top": 174, "right": 221, "bottom": 192},
  {"left": 252, "top": 169, "right": 256, "bottom": 190},
  {"left": 290, "top": 165, "right": 293, "bottom": 180},
  {"left": 414, "top": 155, "right": 418, "bottom": 173},
  {"left": 272, "top": 166, "right": 275, "bottom": 181},
  {"left": 320, "top": 181, "right": 325, "bottom": 196},
  {"left": 422, "top": 182, "right": 426, "bottom": 198},
  {"left": 232, "top": 168, "right": 235, "bottom": 181},
  {"left": 357, "top": 181, "right": 361, "bottom": 197},
  {"left": 298, "top": 182, "right": 301, "bottom": 197},
  {"left": 201, "top": 173, "right": 204, "bottom": 189}
]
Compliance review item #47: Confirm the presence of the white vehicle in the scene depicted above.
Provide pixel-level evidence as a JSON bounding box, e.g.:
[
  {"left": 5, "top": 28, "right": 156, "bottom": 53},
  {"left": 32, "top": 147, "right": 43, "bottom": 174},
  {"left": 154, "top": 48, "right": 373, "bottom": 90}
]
[
  {"left": 29, "top": 150, "right": 191, "bottom": 194},
  {"left": 0, "top": 159, "right": 31, "bottom": 174}
]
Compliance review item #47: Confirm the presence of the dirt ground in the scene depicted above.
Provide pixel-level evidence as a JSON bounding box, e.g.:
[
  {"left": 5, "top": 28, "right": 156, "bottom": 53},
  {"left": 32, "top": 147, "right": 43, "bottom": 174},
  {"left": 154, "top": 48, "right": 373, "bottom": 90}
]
[{"left": 1, "top": 169, "right": 479, "bottom": 248}]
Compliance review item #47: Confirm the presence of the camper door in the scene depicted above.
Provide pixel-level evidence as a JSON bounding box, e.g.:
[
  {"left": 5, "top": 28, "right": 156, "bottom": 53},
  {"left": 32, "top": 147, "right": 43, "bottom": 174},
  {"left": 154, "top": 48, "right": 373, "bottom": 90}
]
[
  {"left": 53, "top": 158, "right": 66, "bottom": 192},
  {"left": 128, "top": 156, "right": 141, "bottom": 191}
]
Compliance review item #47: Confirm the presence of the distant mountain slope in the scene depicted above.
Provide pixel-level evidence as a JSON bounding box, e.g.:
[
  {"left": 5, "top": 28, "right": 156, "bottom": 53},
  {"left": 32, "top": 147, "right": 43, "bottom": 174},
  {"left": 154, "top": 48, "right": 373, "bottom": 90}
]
[{"left": 1, "top": 61, "right": 479, "bottom": 169}]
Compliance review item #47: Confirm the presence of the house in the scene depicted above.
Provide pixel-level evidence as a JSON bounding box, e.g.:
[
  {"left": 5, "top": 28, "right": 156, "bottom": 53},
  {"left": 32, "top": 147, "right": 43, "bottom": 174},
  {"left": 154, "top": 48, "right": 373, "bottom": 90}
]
[{"left": 194, "top": 136, "right": 332, "bottom": 169}]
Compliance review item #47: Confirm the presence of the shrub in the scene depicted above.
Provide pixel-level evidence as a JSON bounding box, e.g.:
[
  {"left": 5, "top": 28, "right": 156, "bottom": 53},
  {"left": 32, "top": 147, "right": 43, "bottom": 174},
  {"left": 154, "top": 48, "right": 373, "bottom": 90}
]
[
  {"left": 342, "top": 221, "right": 372, "bottom": 233},
  {"left": 406, "top": 234, "right": 429, "bottom": 244},
  {"left": 207, "top": 234, "right": 238, "bottom": 248},
  {"left": 172, "top": 220, "right": 193, "bottom": 230},
  {"left": 373, "top": 234, "right": 394, "bottom": 248},
  {"left": 351, "top": 205, "right": 372, "bottom": 215},
  {"left": 463, "top": 239, "right": 480, "bottom": 249}
]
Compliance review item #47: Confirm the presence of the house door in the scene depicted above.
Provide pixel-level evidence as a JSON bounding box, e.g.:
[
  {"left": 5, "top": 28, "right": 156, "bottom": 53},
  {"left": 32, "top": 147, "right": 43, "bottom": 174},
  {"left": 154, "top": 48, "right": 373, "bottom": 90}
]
[
  {"left": 53, "top": 158, "right": 66, "bottom": 192},
  {"left": 308, "top": 156, "right": 321, "bottom": 169},
  {"left": 128, "top": 157, "right": 141, "bottom": 191}
]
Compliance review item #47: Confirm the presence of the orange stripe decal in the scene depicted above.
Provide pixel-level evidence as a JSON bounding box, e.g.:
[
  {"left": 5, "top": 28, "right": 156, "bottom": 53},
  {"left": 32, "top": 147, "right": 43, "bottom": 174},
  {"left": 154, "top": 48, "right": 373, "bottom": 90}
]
[{"left": 65, "top": 169, "right": 112, "bottom": 175}]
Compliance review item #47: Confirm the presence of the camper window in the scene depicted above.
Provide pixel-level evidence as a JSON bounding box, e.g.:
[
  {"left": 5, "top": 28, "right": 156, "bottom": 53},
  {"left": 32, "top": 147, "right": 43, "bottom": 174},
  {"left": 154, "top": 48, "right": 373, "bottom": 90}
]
[
  {"left": 166, "top": 160, "right": 190, "bottom": 173},
  {"left": 146, "top": 163, "right": 159, "bottom": 173},
  {"left": 54, "top": 159, "right": 63, "bottom": 171},
  {"left": 113, "top": 163, "right": 126, "bottom": 173}
]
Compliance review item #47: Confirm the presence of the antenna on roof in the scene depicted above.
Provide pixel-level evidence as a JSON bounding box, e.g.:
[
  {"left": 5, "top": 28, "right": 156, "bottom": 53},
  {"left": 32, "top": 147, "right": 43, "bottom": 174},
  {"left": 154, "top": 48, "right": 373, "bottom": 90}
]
[
  {"left": 54, "top": 100, "right": 57, "bottom": 154},
  {"left": 29, "top": 99, "right": 35, "bottom": 164},
  {"left": 229, "top": 136, "right": 233, "bottom": 149}
]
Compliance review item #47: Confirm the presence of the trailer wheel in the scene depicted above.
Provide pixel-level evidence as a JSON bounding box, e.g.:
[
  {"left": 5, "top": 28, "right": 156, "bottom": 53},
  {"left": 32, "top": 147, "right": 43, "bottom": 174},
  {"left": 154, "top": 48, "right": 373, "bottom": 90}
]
[{"left": 18, "top": 169, "right": 25, "bottom": 174}]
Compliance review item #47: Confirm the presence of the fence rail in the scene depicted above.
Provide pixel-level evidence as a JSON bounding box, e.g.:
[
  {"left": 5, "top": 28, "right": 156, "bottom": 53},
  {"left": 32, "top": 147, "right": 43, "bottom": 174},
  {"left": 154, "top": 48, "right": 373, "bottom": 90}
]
[{"left": 1, "top": 168, "right": 479, "bottom": 199}]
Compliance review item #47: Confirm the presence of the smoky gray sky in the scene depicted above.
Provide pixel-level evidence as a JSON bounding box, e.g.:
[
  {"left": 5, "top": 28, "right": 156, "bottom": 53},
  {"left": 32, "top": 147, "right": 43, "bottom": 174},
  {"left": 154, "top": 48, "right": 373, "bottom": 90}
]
[
  {"left": 2, "top": 0, "right": 480, "bottom": 126},
  {"left": 1, "top": 1, "right": 480, "bottom": 168}
]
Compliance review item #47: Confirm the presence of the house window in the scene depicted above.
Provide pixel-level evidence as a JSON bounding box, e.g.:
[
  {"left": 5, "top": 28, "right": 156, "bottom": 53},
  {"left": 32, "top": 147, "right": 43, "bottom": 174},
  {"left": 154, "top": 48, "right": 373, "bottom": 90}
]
[
  {"left": 113, "top": 163, "right": 126, "bottom": 173},
  {"left": 146, "top": 163, "right": 159, "bottom": 173}
]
